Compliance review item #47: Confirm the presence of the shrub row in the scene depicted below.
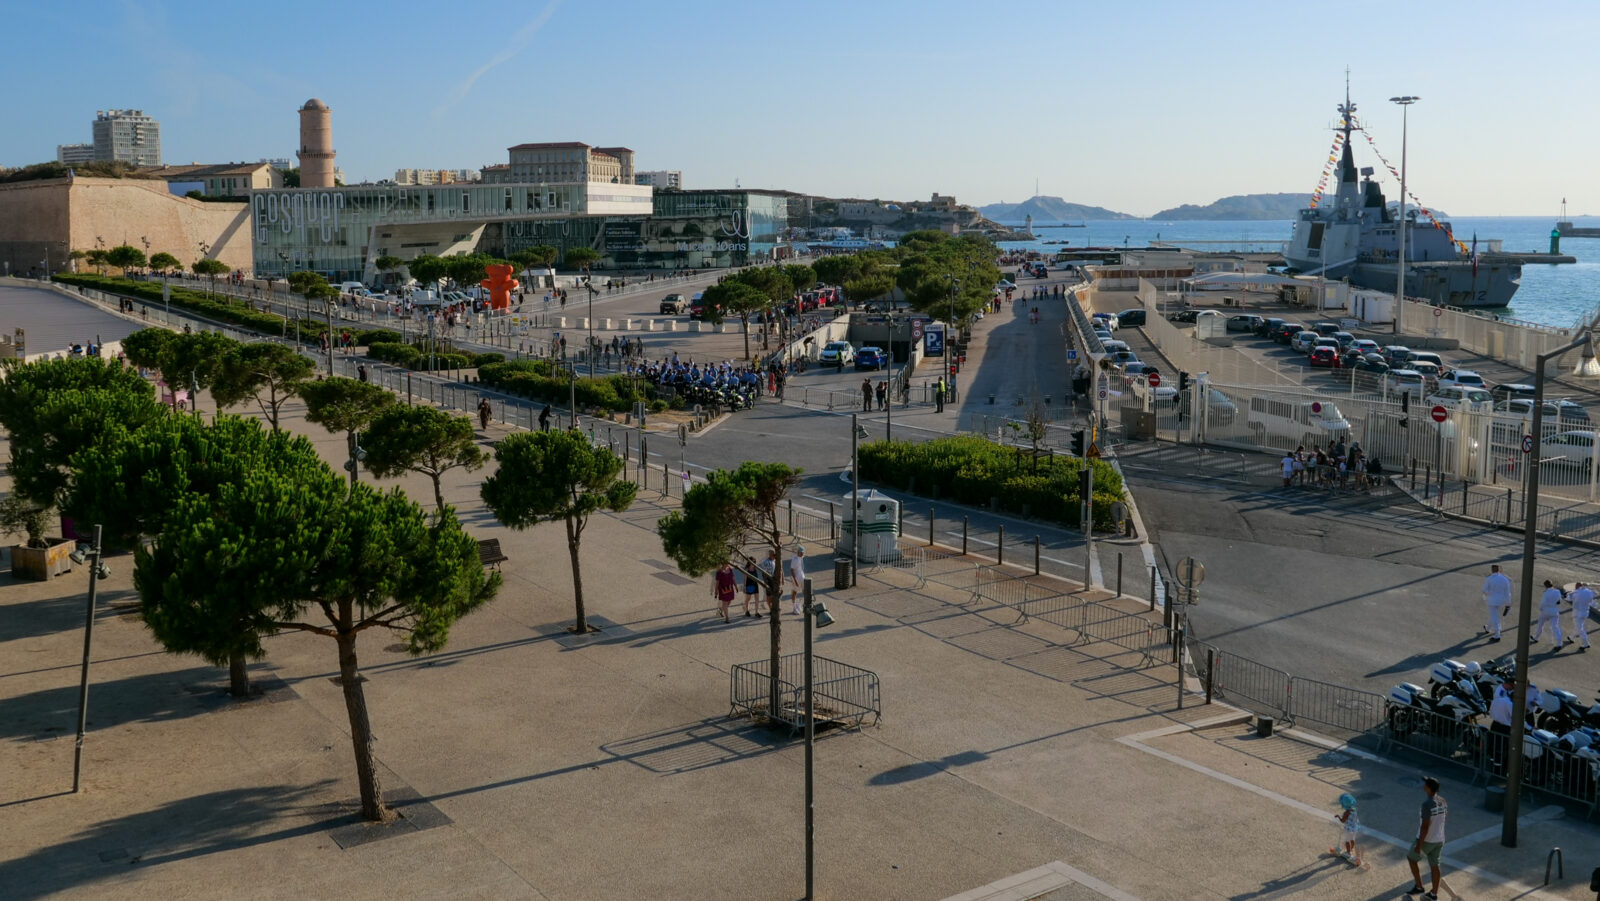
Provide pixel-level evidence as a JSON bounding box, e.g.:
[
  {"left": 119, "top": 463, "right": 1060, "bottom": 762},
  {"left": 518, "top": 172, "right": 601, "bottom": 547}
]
[
  {"left": 364, "top": 337, "right": 502, "bottom": 371},
  {"left": 857, "top": 435, "right": 1124, "bottom": 530},
  {"left": 476, "top": 359, "right": 661, "bottom": 413},
  {"left": 52, "top": 274, "right": 331, "bottom": 340}
]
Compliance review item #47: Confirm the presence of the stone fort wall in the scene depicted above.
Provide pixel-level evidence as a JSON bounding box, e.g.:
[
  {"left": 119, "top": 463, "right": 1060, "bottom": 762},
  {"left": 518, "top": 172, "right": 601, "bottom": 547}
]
[{"left": 0, "top": 176, "right": 253, "bottom": 277}]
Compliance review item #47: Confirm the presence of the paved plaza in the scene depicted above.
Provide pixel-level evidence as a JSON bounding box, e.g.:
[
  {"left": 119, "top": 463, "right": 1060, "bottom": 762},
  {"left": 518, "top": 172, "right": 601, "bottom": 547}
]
[{"left": 2, "top": 282, "right": 1598, "bottom": 899}]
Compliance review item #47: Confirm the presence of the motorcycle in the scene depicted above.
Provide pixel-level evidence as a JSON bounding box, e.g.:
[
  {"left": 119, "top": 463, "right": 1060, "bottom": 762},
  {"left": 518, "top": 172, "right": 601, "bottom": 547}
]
[
  {"left": 1555, "top": 727, "right": 1600, "bottom": 797},
  {"left": 1536, "top": 686, "right": 1587, "bottom": 735},
  {"left": 1387, "top": 682, "right": 1482, "bottom": 739}
]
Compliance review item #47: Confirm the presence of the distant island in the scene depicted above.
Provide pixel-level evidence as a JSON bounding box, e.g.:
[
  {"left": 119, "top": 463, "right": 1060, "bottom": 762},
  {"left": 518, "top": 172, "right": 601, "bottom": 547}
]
[
  {"left": 978, "top": 195, "right": 1136, "bottom": 223},
  {"left": 1150, "top": 193, "right": 1309, "bottom": 220}
]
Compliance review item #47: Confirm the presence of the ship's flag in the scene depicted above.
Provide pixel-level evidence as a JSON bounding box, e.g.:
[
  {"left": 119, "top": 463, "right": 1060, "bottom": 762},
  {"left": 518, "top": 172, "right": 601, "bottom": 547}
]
[{"left": 1471, "top": 233, "right": 1479, "bottom": 278}]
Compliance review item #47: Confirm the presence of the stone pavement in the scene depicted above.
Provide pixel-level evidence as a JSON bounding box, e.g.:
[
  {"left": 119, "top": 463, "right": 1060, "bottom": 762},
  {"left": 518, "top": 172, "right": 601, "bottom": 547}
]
[{"left": 4, "top": 384, "right": 1599, "bottom": 899}]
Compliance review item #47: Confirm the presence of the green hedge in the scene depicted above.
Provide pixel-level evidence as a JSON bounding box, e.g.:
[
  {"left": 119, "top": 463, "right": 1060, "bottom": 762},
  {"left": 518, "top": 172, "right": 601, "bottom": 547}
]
[
  {"left": 364, "top": 337, "right": 501, "bottom": 372},
  {"left": 52, "top": 274, "right": 329, "bottom": 340},
  {"left": 857, "top": 435, "right": 1123, "bottom": 530},
  {"left": 476, "top": 359, "right": 658, "bottom": 413}
]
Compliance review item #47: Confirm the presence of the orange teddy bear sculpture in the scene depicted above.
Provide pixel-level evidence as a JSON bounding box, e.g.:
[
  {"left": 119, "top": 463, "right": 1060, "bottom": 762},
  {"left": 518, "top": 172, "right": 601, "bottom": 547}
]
[{"left": 481, "top": 263, "right": 520, "bottom": 311}]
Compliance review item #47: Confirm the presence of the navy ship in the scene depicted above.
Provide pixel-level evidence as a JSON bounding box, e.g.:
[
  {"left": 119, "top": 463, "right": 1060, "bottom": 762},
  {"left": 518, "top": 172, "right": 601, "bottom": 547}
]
[{"left": 1285, "top": 95, "right": 1520, "bottom": 308}]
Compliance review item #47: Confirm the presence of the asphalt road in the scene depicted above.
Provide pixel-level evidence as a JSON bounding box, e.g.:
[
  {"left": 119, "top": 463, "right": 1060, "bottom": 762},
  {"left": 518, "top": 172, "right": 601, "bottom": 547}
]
[
  {"left": 0, "top": 279, "right": 149, "bottom": 354},
  {"left": 1122, "top": 441, "right": 1600, "bottom": 700}
]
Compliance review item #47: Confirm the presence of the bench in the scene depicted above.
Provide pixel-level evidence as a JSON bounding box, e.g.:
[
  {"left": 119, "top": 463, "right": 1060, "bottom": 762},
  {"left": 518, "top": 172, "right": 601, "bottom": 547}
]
[{"left": 477, "top": 539, "right": 509, "bottom": 569}]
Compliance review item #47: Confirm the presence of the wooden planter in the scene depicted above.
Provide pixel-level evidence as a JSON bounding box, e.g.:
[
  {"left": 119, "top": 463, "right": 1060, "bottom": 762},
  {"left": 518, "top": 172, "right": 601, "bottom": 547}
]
[{"left": 10, "top": 537, "right": 77, "bottom": 581}]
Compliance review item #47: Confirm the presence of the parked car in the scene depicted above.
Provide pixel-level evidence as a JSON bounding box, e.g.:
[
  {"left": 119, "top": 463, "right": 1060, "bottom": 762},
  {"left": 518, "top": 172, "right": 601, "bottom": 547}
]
[
  {"left": 1408, "top": 350, "right": 1444, "bottom": 370},
  {"left": 1247, "top": 395, "right": 1351, "bottom": 449},
  {"left": 1490, "top": 383, "right": 1537, "bottom": 404},
  {"left": 1380, "top": 345, "right": 1413, "bottom": 368},
  {"left": 1554, "top": 399, "right": 1592, "bottom": 424},
  {"left": 854, "top": 346, "right": 886, "bottom": 370},
  {"left": 1121, "top": 361, "right": 1159, "bottom": 380},
  {"left": 1093, "top": 313, "right": 1120, "bottom": 332},
  {"left": 1539, "top": 431, "right": 1600, "bottom": 471},
  {"left": 1348, "top": 357, "right": 1390, "bottom": 390},
  {"left": 1168, "top": 309, "right": 1200, "bottom": 323},
  {"left": 1102, "top": 339, "right": 1131, "bottom": 355},
  {"left": 1092, "top": 329, "right": 1113, "bottom": 343},
  {"left": 1409, "top": 360, "right": 1441, "bottom": 385},
  {"left": 1427, "top": 386, "right": 1493, "bottom": 413},
  {"left": 1350, "top": 338, "right": 1381, "bottom": 356},
  {"left": 1312, "top": 322, "right": 1342, "bottom": 338},
  {"left": 1110, "top": 350, "right": 1140, "bottom": 366},
  {"left": 1308, "top": 346, "right": 1341, "bottom": 368},
  {"left": 1255, "top": 317, "right": 1285, "bottom": 338},
  {"left": 1272, "top": 322, "right": 1308, "bottom": 344},
  {"left": 1117, "top": 309, "right": 1147, "bottom": 327},
  {"left": 996, "top": 279, "right": 1016, "bottom": 291},
  {"left": 659, "top": 293, "right": 687, "bottom": 314},
  {"left": 1227, "top": 314, "right": 1264, "bottom": 333},
  {"left": 819, "top": 340, "right": 855, "bottom": 364},
  {"left": 1386, "top": 368, "right": 1426, "bottom": 394},
  {"left": 1179, "top": 387, "right": 1239, "bottom": 425},
  {"left": 1436, "top": 369, "right": 1486, "bottom": 390},
  {"left": 1332, "top": 331, "right": 1357, "bottom": 352},
  {"left": 1309, "top": 336, "right": 1341, "bottom": 357},
  {"left": 1289, "top": 330, "right": 1320, "bottom": 353}
]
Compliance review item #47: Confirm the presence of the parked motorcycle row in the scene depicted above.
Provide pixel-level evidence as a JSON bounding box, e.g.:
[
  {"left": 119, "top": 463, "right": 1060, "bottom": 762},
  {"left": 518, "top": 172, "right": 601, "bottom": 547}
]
[
  {"left": 674, "top": 381, "right": 755, "bottom": 412},
  {"left": 1386, "top": 658, "right": 1600, "bottom": 795}
]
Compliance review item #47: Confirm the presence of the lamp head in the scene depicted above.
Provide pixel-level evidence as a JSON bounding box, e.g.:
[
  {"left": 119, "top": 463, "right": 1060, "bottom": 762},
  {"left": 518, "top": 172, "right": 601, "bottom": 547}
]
[
  {"left": 95, "top": 562, "right": 111, "bottom": 580},
  {"left": 809, "top": 602, "right": 835, "bottom": 628},
  {"left": 69, "top": 548, "right": 88, "bottom": 565},
  {"left": 855, "top": 425, "right": 869, "bottom": 440}
]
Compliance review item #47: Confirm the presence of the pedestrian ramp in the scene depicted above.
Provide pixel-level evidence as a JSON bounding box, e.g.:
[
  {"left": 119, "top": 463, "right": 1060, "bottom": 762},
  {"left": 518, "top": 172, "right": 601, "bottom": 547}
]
[{"left": 940, "top": 860, "right": 1140, "bottom": 901}]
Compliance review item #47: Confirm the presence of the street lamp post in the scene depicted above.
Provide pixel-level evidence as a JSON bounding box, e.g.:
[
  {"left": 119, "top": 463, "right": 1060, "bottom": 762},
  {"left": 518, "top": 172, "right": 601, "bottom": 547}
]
[
  {"left": 1390, "top": 96, "right": 1419, "bottom": 336},
  {"left": 71, "top": 525, "right": 107, "bottom": 793},
  {"left": 1501, "top": 329, "right": 1591, "bottom": 847},
  {"left": 850, "top": 413, "right": 862, "bottom": 587},
  {"left": 801, "top": 578, "right": 834, "bottom": 901}
]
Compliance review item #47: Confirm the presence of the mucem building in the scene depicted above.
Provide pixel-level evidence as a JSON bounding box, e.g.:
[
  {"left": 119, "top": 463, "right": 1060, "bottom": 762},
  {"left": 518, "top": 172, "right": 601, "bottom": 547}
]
[{"left": 249, "top": 182, "right": 795, "bottom": 283}]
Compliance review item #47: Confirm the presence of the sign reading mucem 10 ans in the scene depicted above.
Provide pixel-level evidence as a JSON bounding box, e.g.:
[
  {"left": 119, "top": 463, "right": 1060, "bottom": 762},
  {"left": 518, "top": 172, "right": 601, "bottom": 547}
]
[{"left": 254, "top": 192, "right": 346, "bottom": 245}]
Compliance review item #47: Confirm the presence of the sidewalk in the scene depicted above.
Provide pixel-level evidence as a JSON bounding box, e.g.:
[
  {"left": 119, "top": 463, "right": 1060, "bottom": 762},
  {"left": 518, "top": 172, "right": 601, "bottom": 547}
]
[{"left": 5, "top": 384, "right": 1597, "bottom": 899}]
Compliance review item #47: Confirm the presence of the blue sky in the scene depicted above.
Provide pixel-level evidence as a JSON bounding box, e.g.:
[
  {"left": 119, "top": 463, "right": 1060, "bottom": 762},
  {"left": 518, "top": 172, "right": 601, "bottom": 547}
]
[{"left": 5, "top": 0, "right": 1595, "bottom": 216}]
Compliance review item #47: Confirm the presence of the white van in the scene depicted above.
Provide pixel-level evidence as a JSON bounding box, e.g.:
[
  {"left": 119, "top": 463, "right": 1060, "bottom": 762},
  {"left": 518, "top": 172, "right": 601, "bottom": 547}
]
[{"left": 1247, "top": 396, "right": 1351, "bottom": 449}]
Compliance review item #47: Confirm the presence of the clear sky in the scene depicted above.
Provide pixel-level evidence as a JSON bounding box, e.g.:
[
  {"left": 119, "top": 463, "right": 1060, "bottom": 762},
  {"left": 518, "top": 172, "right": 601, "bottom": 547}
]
[{"left": 5, "top": 0, "right": 1594, "bottom": 217}]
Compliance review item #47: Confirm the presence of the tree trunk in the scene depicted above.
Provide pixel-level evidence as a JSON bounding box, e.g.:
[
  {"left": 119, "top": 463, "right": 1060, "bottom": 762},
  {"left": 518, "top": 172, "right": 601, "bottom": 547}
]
[
  {"left": 431, "top": 474, "right": 446, "bottom": 515},
  {"left": 767, "top": 534, "right": 783, "bottom": 722},
  {"left": 228, "top": 651, "right": 250, "bottom": 698},
  {"left": 566, "top": 516, "right": 587, "bottom": 633},
  {"left": 336, "top": 623, "right": 390, "bottom": 822},
  {"left": 741, "top": 314, "right": 751, "bottom": 362}
]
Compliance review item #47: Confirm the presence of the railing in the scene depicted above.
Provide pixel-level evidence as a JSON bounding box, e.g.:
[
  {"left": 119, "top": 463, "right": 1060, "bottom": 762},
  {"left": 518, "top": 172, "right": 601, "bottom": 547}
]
[
  {"left": 1184, "top": 639, "right": 1291, "bottom": 721},
  {"left": 1287, "top": 676, "right": 1387, "bottom": 739}
]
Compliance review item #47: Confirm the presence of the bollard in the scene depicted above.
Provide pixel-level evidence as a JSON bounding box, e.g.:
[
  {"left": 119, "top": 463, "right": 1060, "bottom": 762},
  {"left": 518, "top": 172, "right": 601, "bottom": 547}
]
[
  {"left": 962, "top": 516, "right": 968, "bottom": 555},
  {"left": 1423, "top": 461, "right": 1431, "bottom": 492},
  {"left": 828, "top": 502, "right": 836, "bottom": 541},
  {"left": 1505, "top": 487, "right": 1513, "bottom": 524},
  {"left": 1462, "top": 479, "right": 1469, "bottom": 515},
  {"left": 1175, "top": 626, "right": 1186, "bottom": 710},
  {"left": 1150, "top": 566, "right": 1157, "bottom": 612},
  {"left": 1117, "top": 552, "right": 1123, "bottom": 597},
  {"left": 1205, "top": 649, "right": 1215, "bottom": 704},
  {"left": 1544, "top": 846, "right": 1562, "bottom": 885},
  {"left": 898, "top": 503, "right": 903, "bottom": 536},
  {"left": 929, "top": 508, "right": 934, "bottom": 546},
  {"left": 406, "top": 373, "right": 413, "bottom": 405},
  {"left": 1034, "top": 535, "right": 1041, "bottom": 576},
  {"left": 997, "top": 524, "right": 1004, "bottom": 565},
  {"left": 787, "top": 499, "right": 794, "bottom": 537},
  {"left": 662, "top": 463, "right": 670, "bottom": 497}
]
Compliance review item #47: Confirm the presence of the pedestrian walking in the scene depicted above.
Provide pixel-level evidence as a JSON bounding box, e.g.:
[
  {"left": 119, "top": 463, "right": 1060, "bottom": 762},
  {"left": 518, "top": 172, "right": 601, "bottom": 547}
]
[
  {"left": 935, "top": 377, "right": 946, "bottom": 412},
  {"left": 759, "top": 549, "right": 778, "bottom": 614},
  {"left": 875, "top": 379, "right": 887, "bottom": 411},
  {"left": 1532, "top": 579, "right": 1565, "bottom": 649},
  {"left": 788, "top": 546, "right": 807, "bottom": 614},
  {"left": 741, "top": 557, "right": 761, "bottom": 617},
  {"left": 539, "top": 404, "right": 553, "bottom": 431},
  {"left": 1405, "top": 777, "right": 1447, "bottom": 899},
  {"left": 861, "top": 378, "right": 872, "bottom": 412},
  {"left": 1330, "top": 793, "right": 1365, "bottom": 867},
  {"left": 478, "top": 398, "right": 492, "bottom": 430},
  {"left": 1281, "top": 451, "right": 1296, "bottom": 488},
  {"left": 357, "top": 363, "right": 368, "bottom": 383},
  {"left": 713, "top": 561, "right": 737, "bottom": 623},
  {"left": 1569, "top": 580, "right": 1593, "bottom": 650},
  {"left": 1482, "top": 564, "right": 1512, "bottom": 642}
]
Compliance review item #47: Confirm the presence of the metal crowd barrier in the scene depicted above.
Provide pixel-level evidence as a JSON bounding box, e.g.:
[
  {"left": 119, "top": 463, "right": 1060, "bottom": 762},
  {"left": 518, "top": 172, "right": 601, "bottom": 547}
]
[
  {"left": 729, "top": 653, "right": 882, "bottom": 734},
  {"left": 1186, "top": 641, "right": 1291, "bottom": 721},
  {"left": 1286, "top": 676, "right": 1387, "bottom": 739}
]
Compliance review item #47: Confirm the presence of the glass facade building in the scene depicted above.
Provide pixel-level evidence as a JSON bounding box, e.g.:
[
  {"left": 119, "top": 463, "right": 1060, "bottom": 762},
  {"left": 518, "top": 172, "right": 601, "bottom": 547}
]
[{"left": 251, "top": 183, "right": 791, "bottom": 280}]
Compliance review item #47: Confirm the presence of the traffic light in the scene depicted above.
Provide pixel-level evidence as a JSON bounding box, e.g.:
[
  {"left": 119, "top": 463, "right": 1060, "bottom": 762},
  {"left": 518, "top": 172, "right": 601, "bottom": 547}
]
[
  {"left": 1178, "top": 371, "right": 1190, "bottom": 393},
  {"left": 1070, "top": 430, "right": 1086, "bottom": 456}
]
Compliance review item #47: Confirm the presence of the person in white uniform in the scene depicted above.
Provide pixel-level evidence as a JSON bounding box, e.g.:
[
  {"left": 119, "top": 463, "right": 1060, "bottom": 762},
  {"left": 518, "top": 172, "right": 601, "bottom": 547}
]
[
  {"left": 1531, "top": 579, "right": 1565, "bottom": 649},
  {"left": 787, "top": 546, "right": 807, "bottom": 615},
  {"left": 1568, "top": 580, "right": 1593, "bottom": 651},
  {"left": 1481, "top": 564, "right": 1513, "bottom": 642}
]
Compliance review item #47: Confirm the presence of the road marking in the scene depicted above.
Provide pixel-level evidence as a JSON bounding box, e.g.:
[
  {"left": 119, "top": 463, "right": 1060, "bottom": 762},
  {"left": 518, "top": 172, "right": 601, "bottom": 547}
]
[
  {"left": 1116, "top": 726, "right": 1542, "bottom": 894},
  {"left": 941, "top": 860, "right": 1141, "bottom": 901}
]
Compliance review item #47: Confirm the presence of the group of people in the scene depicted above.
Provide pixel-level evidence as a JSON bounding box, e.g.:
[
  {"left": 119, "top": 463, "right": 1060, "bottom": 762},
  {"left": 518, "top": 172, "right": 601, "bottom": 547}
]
[
  {"left": 1329, "top": 777, "right": 1450, "bottom": 901},
  {"left": 860, "top": 376, "right": 894, "bottom": 411},
  {"left": 1279, "top": 440, "right": 1381, "bottom": 490},
  {"left": 711, "top": 547, "right": 809, "bottom": 623},
  {"left": 1480, "top": 563, "right": 1593, "bottom": 649},
  {"left": 634, "top": 355, "right": 771, "bottom": 397}
]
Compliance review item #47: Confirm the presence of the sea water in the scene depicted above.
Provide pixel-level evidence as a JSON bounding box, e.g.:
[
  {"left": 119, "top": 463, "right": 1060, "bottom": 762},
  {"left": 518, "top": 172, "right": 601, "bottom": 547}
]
[{"left": 996, "top": 216, "right": 1600, "bottom": 328}]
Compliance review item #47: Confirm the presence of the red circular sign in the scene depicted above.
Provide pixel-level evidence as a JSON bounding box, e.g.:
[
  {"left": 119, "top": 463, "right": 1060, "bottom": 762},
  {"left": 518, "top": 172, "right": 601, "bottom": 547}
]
[
  {"left": 1146, "top": 372, "right": 1161, "bottom": 387},
  {"left": 1431, "top": 405, "right": 1448, "bottom": 422}
]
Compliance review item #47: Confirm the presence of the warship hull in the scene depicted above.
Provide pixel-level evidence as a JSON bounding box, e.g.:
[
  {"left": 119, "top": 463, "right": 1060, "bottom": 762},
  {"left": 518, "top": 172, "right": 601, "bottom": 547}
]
[{"left": 1349, "top": 259, "right": 1520, "bottom": 309}]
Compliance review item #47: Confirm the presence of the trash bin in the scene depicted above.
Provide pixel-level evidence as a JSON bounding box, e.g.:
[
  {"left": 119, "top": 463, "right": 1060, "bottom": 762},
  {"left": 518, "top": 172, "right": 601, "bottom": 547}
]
[
  {"left": 1256, "top": 716, "right": 1275, "bottom": 738},
  {"left": 834, "top": 556, "right": 852, "bottom": 590},
  {"left": 1484, "top": 785, "right": 1506, "bottom": 813}
]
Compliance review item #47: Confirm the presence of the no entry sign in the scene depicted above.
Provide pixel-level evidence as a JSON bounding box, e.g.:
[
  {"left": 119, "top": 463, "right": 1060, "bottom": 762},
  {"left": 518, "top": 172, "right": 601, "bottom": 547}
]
[{"left": 1431, "top": 405, "right": 1448, "bottom": 423}]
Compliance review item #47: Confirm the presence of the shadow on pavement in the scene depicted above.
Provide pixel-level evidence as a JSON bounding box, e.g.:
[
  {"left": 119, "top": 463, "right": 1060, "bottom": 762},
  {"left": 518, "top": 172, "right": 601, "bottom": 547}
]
[
  {"left": 0, "top": 782, "right": 337, "bottom": 901},
  {"left": 0, "top": 665, "right": 245, "bottom": 743}
]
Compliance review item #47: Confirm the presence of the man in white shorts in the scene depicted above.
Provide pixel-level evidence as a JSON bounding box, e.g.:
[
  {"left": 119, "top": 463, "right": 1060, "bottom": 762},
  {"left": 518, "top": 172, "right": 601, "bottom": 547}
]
[
  {"left": 1569, "top": 580, "right": 1593, "bottom": 651},
  {"left": 788, "top": 546, "right": 807, "bottom": 614},
  {"left": 1481, "top": 564, "right": 1512, "bottom": 642}
]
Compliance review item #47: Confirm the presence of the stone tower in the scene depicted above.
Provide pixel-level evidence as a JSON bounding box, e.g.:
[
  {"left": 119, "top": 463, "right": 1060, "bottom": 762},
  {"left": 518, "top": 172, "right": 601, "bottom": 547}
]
[{"left": 297, "top": 98, "right": 336, "bottom": 188}]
